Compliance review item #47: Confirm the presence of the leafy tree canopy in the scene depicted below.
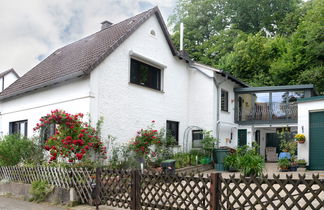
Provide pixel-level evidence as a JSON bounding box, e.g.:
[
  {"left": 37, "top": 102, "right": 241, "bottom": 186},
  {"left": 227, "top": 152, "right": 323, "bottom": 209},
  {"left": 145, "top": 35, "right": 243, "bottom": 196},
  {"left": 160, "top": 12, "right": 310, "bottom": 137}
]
[{"left": 168, "top": 0, "right": 324, "bottom": 93}]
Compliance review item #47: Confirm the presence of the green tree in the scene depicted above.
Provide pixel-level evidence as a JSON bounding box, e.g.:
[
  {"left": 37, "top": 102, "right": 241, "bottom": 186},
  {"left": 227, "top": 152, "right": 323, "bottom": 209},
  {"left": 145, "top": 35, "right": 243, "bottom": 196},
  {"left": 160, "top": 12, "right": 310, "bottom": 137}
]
[
  {"left": 218, "top": 33, "right": 277, "bottom": 86},
  {"left": 270, "top": 0, "right": 324, "bottom": 91},
  {"left": 169, "top": 0, "right": 300, "bottom": 61}
]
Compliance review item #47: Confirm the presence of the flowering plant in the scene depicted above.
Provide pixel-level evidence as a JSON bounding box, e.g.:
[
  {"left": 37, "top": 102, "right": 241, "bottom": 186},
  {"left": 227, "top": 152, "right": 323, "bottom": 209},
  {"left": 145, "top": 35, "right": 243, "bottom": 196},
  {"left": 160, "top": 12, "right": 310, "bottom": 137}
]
[
  {"left": 294, "top": 133, "right": 306, "bottom": 143},
  {"left": 128, "top": 121, "right": 162, "bottom": 157},
  {"left": 34, "top": 109, "right": 106, "bottom": 163}
]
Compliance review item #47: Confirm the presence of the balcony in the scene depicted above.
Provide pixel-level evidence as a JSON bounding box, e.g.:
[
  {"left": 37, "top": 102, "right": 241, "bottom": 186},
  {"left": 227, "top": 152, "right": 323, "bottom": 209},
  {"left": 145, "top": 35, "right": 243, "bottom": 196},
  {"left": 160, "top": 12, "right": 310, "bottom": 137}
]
[
  {"left": 234, "top": 85, "right": 315, "bottom": 125},
  {"left": 237, "top": 102, "right": 298, "bottom": 124}
]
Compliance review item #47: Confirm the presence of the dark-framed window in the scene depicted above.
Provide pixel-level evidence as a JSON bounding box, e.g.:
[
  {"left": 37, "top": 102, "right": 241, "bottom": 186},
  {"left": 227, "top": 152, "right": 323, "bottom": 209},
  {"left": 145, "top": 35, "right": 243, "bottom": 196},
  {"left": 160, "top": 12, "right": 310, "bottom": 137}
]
[
  {"left": 192, "top": 130, "right": 203, "bottom": 148},
  {"left": 130, "top": 58, "right": 161, "bottom": 90},
  {"left": 221, "top": 89, "right": 229, "bottom": 112},
  {"left": 166, "top": 120, "right": 179, "bottom": 145},
  {"left": 9, "top": 120, "right": 28, "bottom": 137},
  {"left": 40, "top": 123, "right": 56, "bottom": 144}
]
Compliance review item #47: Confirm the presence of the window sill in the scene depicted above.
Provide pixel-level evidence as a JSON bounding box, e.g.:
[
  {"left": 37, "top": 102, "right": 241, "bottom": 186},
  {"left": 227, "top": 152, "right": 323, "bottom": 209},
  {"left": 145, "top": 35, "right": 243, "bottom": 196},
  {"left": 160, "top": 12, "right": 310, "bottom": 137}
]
[
  {"left": 128, "top": 82, "right": 164, "bottom": 93},
  {"left": 221, "top": 110, "right": 230, "bottom": 114}
]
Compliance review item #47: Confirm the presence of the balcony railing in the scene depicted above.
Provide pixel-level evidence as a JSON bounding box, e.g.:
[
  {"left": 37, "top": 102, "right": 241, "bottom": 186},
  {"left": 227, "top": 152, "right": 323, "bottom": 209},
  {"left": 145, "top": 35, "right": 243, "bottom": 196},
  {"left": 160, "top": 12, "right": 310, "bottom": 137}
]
[{"left": 237, "top": 102, "right": 297, "bottom": 124}]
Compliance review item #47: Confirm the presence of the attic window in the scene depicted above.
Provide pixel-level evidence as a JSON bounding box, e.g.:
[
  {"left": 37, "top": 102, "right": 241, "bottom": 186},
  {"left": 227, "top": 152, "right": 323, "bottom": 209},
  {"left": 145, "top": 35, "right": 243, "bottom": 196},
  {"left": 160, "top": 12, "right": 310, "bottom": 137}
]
[{"left": 150, "top": 30, "right": 156, "bottom": 36}]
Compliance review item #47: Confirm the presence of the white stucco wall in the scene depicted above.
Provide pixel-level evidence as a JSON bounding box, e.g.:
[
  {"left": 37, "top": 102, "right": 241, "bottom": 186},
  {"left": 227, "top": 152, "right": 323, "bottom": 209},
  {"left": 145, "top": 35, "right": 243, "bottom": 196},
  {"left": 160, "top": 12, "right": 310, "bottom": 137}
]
[
  {"left": 187, "top": 65, "right": 215, "bottom": 150},
  {"left": 0, "top": 78, "right": 91, "bottom": 138},
  {"left": 3, "top": 72, "right": 19, "bottom": 90},
  {"left": 298, "top": 99, "right": 324, "bottom": 164},
  {"left": 0, "top": 72, "right": 19, "bottom": 92},
  {"left": 90, "top": 15, "right": 190, "bottom": 148},
  {"left": 216, "top": 74, "right": 239, "bottom": 148}
]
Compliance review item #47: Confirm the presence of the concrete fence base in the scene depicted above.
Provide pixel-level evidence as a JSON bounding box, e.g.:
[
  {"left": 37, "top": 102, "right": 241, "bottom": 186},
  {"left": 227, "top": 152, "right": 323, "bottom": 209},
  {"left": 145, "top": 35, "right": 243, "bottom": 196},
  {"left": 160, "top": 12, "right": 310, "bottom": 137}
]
[{"left": 0, "top": 182, "right": 79, "bottom": 205}]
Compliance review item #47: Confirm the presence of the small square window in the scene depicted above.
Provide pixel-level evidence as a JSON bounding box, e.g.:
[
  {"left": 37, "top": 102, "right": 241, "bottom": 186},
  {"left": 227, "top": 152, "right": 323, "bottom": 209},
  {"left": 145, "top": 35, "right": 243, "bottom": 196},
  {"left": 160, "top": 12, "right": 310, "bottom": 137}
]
[
  {"left": 166, "top": 120, "right": 179, "bottom": 145},
  {"left": 130, "top": 58, "right": 161, "bottom": 90},
  {"left": 192, "top": 130, "right": 203, "bottom": 148},
  {"left": 9, "top": 120, "right": 28, "bottom": 137},
  {"left": 221, "top": 89, "right": 229, "bottom": 112}
]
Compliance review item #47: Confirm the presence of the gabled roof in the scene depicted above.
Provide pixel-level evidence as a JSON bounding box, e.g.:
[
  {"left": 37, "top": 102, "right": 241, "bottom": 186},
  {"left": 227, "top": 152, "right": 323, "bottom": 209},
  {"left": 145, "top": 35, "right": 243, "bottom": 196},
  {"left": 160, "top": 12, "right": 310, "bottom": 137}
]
[
  {"left": 0, "top": 68, "right": 19, "bottom": 79},
  {"left": 193, "top": 62, "right": 248, "bottom": 87},
  {"left": 0, "top": 7, "right": 179, "bottom": 100}
]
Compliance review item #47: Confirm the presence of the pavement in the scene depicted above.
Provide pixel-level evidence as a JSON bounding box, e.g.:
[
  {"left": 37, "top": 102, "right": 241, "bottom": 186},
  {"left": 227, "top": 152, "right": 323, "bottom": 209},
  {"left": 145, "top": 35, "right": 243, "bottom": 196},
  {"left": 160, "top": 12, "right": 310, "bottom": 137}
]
[{"left": 0, "top": 196, "right": 125, "bottom": 210}]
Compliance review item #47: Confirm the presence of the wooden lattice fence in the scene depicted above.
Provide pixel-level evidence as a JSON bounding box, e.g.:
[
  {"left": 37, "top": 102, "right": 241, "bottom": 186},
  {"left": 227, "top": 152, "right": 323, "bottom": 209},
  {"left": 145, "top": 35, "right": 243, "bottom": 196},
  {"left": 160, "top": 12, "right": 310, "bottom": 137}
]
[
  {"left": 0, "top": 166, "right": 94, "bottom": 204},
  {"left": 217, "top": 174, "right": 324, "bottom": 210},
  {"left": 1, "top": 166, "right": 324, "bottom": 209}
]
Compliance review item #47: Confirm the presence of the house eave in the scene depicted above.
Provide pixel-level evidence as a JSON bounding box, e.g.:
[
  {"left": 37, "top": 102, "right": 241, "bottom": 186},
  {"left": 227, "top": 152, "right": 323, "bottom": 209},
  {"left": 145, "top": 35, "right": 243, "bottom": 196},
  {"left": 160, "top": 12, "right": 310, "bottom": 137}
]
[{"left": 0, "top": 71, "right": 85, "bottom": 101}]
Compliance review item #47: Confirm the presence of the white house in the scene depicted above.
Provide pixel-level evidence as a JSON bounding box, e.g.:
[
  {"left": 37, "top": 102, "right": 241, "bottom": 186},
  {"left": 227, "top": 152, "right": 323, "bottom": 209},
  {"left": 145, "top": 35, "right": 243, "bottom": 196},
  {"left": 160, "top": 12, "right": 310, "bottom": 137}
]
[
  {"left": 0, "top": 7, "right": 246, "bottom": 151},
  {"left": 1, "top": 7, "right": 323, "bottom": 169}
]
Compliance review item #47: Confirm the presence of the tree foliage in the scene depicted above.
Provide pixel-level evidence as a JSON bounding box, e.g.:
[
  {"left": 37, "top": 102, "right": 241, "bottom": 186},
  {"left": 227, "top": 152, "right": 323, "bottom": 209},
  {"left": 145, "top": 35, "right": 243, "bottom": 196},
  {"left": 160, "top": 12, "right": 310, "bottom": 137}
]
[{"left": 169, "top": 0, "right": 324, "bottom": 93}]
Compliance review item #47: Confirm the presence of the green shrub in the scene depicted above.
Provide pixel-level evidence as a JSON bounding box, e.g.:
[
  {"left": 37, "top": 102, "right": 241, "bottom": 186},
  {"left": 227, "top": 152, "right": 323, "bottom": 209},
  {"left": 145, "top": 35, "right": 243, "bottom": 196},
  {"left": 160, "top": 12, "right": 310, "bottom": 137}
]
[
  {"left": 30, "top": 180, "right": 53, "bottom": 203},
  {"left": 225, "top": 144, "right": 264, "bottom": 176},
  {"left": 239, "top": 152, "right": 264, "bottom": 176},
  {"left": 224, "top": 153, "right": 239, "bottom": 170},
  {"left": 0, "top": 135, "right": 43, "bottom": 166}
]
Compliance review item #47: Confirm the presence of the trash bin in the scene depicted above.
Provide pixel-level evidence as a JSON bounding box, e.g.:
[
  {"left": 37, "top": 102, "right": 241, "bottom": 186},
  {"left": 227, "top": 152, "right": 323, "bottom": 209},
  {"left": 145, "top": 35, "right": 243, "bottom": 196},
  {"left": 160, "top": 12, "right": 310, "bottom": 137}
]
[
  {"left": 213, "top": 148, "right": 229, "bottom": 171},
  {"left": 161, "top": 159, "right": 176, "bottom": 175}
]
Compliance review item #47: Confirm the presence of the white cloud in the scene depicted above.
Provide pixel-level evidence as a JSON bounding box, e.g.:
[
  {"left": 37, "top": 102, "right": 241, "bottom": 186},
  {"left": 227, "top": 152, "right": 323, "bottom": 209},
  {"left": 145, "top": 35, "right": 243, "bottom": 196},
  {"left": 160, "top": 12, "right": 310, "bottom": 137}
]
[{"left": 0, "top": 0, "right": 176, "bottom": 76}]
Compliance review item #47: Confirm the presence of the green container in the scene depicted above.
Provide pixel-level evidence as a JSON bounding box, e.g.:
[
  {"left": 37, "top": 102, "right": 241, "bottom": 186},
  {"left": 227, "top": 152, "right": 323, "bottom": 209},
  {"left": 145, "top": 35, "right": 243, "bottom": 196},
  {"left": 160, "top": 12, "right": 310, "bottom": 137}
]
[{"left": 213, "top": 148, "right": 229, "bottom": 171}]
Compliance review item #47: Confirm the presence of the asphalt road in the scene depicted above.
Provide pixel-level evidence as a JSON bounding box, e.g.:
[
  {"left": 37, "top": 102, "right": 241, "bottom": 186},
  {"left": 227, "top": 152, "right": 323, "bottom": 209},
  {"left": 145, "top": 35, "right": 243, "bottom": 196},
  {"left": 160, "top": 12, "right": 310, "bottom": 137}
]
[{"left": 0, "top": 196, "right": 65, "bottom": 210}]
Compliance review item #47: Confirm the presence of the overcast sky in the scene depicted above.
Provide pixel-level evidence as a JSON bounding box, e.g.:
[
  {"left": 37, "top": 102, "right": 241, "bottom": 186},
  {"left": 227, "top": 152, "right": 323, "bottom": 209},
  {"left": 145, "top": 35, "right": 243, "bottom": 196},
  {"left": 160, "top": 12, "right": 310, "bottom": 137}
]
[{"left": 0, "top": 0, "right": 176, "bottom": 76}]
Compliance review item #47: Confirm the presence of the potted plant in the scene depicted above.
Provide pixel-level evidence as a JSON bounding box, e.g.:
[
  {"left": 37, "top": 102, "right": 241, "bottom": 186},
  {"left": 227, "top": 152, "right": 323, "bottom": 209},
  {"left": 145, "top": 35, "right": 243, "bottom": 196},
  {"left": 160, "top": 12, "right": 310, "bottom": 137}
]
[
  {"left": 289, "top": 157, "right": 298, "bottom": 171},
  {"left": 297, "top": 159, "right": 307, "bottom": 168},
  {"left": 278, "top": 158, "right": 290, "bottom": 172},
  {"left": 201, "top": 131, "right": 218, "bottom": 164},
  {"left": 294, "top": 134, "right": 306, "bottom": 144}
]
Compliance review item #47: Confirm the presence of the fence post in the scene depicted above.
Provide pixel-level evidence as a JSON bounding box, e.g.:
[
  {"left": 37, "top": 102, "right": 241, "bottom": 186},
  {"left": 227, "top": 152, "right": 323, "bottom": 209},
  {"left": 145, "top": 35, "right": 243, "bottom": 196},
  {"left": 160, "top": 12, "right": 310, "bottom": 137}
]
[
  {"left": 210, "top": 173, "right": 221, "bottom": 210},
  {"left": 92, "top": 167, "right": 101, "bottom": 209},
  {"left": 131, "top": 170, "right": 141, "bottom": 210}
]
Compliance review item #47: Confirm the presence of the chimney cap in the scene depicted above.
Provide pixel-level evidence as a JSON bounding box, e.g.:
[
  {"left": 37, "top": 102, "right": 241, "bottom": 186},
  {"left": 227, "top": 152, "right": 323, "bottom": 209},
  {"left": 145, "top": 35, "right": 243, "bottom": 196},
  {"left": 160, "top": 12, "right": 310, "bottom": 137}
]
[{"left": 101, "top": 20, "right": 113, "bottom": 30}]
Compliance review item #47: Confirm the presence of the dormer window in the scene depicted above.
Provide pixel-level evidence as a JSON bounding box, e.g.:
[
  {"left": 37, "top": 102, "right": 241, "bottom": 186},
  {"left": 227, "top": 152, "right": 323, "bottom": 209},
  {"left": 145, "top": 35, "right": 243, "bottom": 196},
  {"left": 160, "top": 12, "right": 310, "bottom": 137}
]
[{"left": 130, "top": 58, "right": 161, "bottom": 90}]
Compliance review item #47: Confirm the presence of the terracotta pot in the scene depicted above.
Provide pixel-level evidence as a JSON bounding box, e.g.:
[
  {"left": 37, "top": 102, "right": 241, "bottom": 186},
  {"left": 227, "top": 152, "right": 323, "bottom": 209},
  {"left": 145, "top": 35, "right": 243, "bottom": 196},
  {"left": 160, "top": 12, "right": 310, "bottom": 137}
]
[{"left": 298, "top": 139, "right": 305, "bottom": 144}]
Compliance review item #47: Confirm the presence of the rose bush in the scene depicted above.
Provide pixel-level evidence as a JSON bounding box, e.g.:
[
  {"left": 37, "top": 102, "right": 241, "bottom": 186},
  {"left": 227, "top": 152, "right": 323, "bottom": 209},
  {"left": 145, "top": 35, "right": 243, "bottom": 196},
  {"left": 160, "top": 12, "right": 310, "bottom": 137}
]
[
  {"left": 34, "top": 109, "right": 106, "bottom": 163},
  {"left": 128, "top": 121, "right": 162, "bottom": 158}
]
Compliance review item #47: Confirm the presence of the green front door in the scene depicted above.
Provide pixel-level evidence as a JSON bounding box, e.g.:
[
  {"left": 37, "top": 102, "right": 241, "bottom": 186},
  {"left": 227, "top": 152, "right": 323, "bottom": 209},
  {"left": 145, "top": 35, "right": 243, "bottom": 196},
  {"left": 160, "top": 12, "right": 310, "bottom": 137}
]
[
  {"left": 309, "top": 111, "right": 324, "bottom": 170},
  {"left": 266, "top": 133, "right": 281, "bottom": 154},
  {"left": 238, "top": 129, "right": 247, "bottom": 146}
]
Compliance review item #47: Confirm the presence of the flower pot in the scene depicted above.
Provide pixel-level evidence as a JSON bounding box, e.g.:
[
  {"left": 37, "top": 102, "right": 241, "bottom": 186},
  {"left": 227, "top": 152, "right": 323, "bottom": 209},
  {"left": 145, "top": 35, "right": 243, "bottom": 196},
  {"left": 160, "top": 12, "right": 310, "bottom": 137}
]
[
  {"left": 298, "top": 139, "right": 305, "bottom": 144},
  {"left": 280, "top": 167, "right": 289, "bottom": 172},
  {"left": 289, "top": 165, "right": 298, "bottom": 171}
]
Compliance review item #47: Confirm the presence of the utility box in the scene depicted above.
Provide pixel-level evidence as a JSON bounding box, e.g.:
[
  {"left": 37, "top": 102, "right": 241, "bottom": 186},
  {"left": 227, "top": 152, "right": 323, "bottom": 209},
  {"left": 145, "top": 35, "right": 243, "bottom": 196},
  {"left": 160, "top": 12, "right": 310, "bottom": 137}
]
[{"left": 161, "top": 159, "right": 176, "bottom": 175}]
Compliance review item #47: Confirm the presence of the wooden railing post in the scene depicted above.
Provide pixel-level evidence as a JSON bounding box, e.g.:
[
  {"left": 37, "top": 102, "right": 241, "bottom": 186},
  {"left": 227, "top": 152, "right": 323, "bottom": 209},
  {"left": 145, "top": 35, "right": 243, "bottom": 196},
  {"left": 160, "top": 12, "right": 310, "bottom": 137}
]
[
  {"left": 92, "top": 167, "right": 101, "bottom": 209},
  {"left": 131, "top": 170, "right": 141, "bottom": 210},
  {"left": 210, "top": 173, "right": 221, "bottom": 210}
]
